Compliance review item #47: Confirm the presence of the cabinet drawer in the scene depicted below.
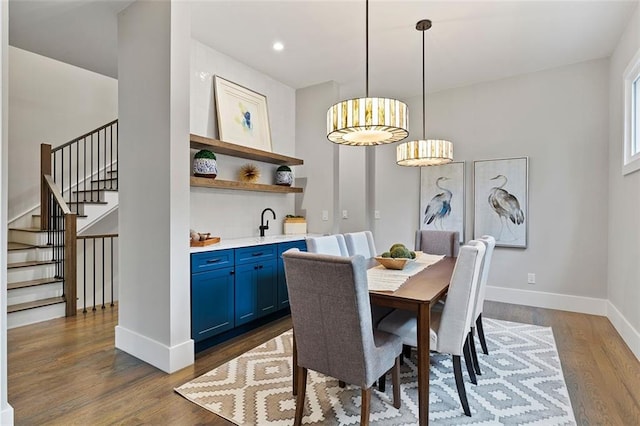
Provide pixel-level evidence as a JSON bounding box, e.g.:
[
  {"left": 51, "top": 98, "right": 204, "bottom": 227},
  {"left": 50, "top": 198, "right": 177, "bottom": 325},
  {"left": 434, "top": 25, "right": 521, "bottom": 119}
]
[
  {"left": 277, "top": 240, "right": 307, "bottom": 255},
  {"left": 191, "top": 249, "right": 234, "bottom": 272},
  {"left": 235, "top": 244, "right": 276, "bottom": 265}
]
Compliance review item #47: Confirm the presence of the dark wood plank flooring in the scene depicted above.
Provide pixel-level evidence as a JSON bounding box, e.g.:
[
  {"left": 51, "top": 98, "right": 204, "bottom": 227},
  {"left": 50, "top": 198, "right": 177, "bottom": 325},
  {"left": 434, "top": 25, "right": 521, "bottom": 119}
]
[{"left": 7, "top": 301, "right": 640, "bottom": 425}]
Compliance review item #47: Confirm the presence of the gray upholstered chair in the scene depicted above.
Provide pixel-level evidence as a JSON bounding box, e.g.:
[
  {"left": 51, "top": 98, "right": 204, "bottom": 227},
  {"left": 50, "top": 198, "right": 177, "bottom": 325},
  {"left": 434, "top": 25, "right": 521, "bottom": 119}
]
[
  {"left": 344, "top": 230, "right": 377, "bottom": 258},
  {"left": 282, "top": 250, "right": 403, "bottom": 426},
  {"left": 414, "top": 229, "right": 460, "bottom": 256},
  {"left": 306, "top": 234, "right": 348, "bottom": 256},
  {"left": 471, "top": 235, "right": 496, "bottom": 359},
  {"left": 377, "top": 243, "right": 486, "bottom": 417}
]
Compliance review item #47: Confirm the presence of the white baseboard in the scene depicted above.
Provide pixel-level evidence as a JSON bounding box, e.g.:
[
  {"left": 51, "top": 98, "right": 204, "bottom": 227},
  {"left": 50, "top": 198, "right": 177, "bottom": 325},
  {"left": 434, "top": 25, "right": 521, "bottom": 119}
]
[
  {"left": 1, "top": 404, "right": 14, "bottom": 426},
  {"left": 606, "top": 301, "right": 640, "bottom": 362},
  {"left": 485, "top": 285, "right": 608, "bottom": 316},
  {"left": 115, "top": 325, "right": 194, "bottom": 373}
]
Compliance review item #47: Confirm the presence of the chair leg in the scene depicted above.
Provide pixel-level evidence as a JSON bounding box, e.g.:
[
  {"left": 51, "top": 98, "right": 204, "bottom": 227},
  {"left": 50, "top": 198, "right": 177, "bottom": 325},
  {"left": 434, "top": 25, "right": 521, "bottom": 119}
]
[
  {"left": 476, "top": 314, "right": 489, "bottom": 355},
  {"left": 453, "top": 356, "right": 471, "bottom": 417},
  {"left": 294, "top": 366, "right": 307, "bottom": 426},
  {"left": 403, "top": 344, "right": 412, "bottom": 359},
  {"left": 361, "top": 387, "right": 371, "bottom": 426},
  {"left": 377, "top": 374, "right": 386, "bottom": 392},
  {"left": 292, "top": 333, "right": 298, "bottom": 395},
  {"left": 469, "top": 330, "right": 482, "bottom": 375},
  {"left": 463, "top": 335, "right": 477, "bottom": 385},
  {"left": 392, "top": 356, "right": 401, "bottom": 409},
  {"left": 339, "top": 380, "right": 346, "bottom": 388}
]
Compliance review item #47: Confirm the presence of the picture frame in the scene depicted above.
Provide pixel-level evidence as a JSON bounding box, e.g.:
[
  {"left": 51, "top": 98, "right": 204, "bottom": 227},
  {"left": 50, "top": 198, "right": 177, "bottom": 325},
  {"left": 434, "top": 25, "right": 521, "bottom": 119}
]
[
  {"left": 420, "top": 162, "right": 465, "bottom": 243},
  {"left": 214, "top": 75, "right": 272, "bottom": 152},
  {"left": 473, "top": 157, "right": 528, "bottom": 248}
]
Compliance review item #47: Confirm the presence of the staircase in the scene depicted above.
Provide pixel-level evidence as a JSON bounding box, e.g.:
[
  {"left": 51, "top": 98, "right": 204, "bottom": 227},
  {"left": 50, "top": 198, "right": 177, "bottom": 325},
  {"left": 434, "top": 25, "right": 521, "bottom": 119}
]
[{"left": 6, "top": 120, "right": 119, "bottom": 328}]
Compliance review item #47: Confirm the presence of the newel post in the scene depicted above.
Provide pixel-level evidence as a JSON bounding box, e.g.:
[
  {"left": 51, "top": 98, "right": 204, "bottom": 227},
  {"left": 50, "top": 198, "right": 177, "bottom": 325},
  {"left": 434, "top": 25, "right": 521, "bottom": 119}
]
[
  {"left": 40, "top": 144, "right": 52, "bottom": 230},
  {"left": 64, "top": 213, "right": 77, "bottom": 316}
]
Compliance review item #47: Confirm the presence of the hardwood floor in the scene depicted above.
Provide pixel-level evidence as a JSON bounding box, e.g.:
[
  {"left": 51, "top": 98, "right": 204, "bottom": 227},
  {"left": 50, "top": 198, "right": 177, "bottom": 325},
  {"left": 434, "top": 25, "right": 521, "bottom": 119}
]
[{"left": 7, "top": 302, "right": 640, "bottom": 425}]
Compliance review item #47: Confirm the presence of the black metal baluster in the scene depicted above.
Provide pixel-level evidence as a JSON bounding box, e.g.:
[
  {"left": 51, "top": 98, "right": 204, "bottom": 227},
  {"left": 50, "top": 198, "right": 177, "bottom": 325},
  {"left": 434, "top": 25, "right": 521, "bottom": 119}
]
[
  {"left": 82, "top": 238, "right": 87, "bottom": 313},
  {"left": 110, "top": 236, "right": 114, "bottom": 306},
  {"left": 92, "top": 238, "right": 96, "bottom": 311},
  {"left": 101, "top": 237, "right": 105, "bottom": 309}
]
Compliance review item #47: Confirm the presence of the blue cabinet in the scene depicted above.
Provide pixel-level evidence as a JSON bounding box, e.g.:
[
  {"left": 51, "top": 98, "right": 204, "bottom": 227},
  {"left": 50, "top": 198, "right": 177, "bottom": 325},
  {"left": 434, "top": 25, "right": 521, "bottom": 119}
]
[
  {"left": 190, "top": 239, "right": 305, "bottom": 350},
  {"left": 190, "top": 250, "right": 235, "bottom": 342},
  {"left": 234, "top": 245, "right": 277, "bottom": 326},
  {"left": 276, "top": 240, "right": 307, "bottom": 308}
]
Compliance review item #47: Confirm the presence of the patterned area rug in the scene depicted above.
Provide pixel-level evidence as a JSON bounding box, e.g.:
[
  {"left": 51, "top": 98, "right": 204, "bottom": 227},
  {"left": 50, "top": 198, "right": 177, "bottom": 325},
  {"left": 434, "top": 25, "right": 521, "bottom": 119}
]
[{"left": 175, "top": 318, "right": 576, "bottom": 425}]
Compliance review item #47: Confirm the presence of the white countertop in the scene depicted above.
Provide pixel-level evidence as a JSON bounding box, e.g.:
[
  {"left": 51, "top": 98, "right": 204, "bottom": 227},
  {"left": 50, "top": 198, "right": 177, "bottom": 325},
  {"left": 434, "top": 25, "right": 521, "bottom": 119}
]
[{"left": 190, "top": 234, "right": 313, "bottom": 253}]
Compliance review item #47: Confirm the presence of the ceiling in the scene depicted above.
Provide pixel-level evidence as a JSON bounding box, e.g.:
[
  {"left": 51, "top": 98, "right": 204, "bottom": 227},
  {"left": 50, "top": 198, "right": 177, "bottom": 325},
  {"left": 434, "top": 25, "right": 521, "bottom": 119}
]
[{"left": 8, "top": 1, "right": 639, "bottom": 99}]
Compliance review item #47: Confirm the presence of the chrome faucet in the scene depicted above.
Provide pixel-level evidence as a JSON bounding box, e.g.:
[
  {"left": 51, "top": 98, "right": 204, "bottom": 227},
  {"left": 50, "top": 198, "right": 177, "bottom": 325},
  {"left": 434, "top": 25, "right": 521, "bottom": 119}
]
[{"left": 259, "top": 208, "right": 276, "bottom": 237}]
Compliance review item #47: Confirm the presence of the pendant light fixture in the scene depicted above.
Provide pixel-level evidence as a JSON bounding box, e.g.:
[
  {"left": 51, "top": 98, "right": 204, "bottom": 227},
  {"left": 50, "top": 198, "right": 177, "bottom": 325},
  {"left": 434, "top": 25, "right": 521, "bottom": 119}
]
[
  {"left": 326, "top": 0, "right": 409, "bottom": 146},
  {"left": 397, "top": 19, "right": 453, "bottom": 166}
]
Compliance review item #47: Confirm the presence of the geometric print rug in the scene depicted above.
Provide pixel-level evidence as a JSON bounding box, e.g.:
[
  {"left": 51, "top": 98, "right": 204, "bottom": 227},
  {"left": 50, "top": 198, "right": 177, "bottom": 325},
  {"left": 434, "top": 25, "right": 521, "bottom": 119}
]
[{"left": 175, "top": 318, "right": 576, "bottom": 425}]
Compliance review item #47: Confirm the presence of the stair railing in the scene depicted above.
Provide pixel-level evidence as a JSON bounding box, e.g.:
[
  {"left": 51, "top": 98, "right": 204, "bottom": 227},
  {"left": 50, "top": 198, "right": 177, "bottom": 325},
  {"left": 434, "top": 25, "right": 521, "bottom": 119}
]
[
  {"left": 47, "top": 119, "right": 118, "bottom": 205},
  {"left": 40, "top": 173, "right": 77, "bottom": 317},
  {"left": 77, "top": 234, "right": 118, "bottom": 313}
]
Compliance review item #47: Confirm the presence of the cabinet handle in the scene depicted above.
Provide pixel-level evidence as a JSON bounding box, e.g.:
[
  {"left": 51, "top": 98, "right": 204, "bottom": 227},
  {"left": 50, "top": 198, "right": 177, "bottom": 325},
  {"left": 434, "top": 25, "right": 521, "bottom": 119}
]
[
  {"left": 251, "top": 252, "right": 264, "bottom": 257},
  {"left": 230, "top": 270, "right": 235, "bottom": 275},
  {"left": 254, "top": 265, "right": 258, "bottom": 270},
  {"left": 206, "top": 259, "right": 221, "bottom": 264},
  {"left": 259, "top": 265, "right": 263, "bottom": 269}
]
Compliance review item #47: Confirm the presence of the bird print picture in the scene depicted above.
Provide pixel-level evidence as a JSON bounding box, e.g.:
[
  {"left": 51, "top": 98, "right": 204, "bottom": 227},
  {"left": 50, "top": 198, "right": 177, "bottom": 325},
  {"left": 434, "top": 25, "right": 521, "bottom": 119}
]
[
  {"left": 474, "top": 157, "right": 528, "bottom": 248},
  {"left": 420, "top": 162, "right": 465, "bottom": 243}
]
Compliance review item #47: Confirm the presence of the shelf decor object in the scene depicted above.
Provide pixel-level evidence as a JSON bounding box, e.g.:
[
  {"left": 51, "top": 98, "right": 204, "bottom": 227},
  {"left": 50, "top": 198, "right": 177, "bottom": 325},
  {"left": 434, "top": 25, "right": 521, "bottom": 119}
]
[
  {"left": 284, "top": 216, "right": 307, "bottom": 235},
  {"left": 239, "top": 163, "right": 261, "bottom": 183},
  {"left": 192, "top": 149, "right": 218, "bottom": 178},
  {"left": 397, "top": 19, "right": 453, "bottom": 166},
  {"left": 275, "top": 165, "right": 293, "bottom": 186},
  {"left": 214, "top": 75, "right": 272, "bottom": 152},
  {"left": 326, "top": 0, "right": 408, "bottom": 146}
]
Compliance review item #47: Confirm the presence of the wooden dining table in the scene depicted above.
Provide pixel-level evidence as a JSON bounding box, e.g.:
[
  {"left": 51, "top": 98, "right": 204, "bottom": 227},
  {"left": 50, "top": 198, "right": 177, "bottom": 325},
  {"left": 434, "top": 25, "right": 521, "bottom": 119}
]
[{"left": 369, "top": 256, "right": 456, "bottom": 426}]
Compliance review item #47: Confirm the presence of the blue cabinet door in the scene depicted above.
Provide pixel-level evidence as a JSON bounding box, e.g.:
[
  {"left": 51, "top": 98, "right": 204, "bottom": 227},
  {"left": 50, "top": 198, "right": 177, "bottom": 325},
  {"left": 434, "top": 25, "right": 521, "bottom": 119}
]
[
  {"left": 235, "top": 263, "right": 258, "bottom": 326},
  {"left": 191, "top": 267, "right": 235, "bottom": 342},
  {"left": 277, "top": 240, "right": 307, "bottom": 308},
  {"left": 235, "top": 259, "right": 277, "bottom": 325}
]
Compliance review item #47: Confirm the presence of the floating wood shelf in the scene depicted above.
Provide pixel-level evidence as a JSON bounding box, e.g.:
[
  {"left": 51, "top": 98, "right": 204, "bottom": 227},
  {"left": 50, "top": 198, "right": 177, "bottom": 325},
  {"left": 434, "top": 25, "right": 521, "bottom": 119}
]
[
  {"left": 190, "top": 134, "right": 303, "bottom": 166},
  {"left": 190, "top": 177, "right": 303, "bottom": 194}
]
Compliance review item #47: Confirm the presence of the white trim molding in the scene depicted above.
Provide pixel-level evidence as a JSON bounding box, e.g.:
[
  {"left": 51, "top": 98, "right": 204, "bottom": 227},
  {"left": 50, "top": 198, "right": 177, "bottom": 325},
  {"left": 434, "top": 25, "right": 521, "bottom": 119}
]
[
  {"left": 607, "top": 301, "right": 640, "bottom": 362},
  {"left": 486, "top": 285, "right": 608, "bottom": 316},
  {"left": 115, "top": 326, "right": 194, "bottom": 374}
]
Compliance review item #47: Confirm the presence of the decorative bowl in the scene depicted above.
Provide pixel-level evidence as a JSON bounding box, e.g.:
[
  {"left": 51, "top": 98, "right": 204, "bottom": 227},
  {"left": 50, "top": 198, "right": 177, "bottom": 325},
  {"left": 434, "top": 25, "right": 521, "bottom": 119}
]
[{"left": 374, "top": 257, "right": 411, "bottom": 270}]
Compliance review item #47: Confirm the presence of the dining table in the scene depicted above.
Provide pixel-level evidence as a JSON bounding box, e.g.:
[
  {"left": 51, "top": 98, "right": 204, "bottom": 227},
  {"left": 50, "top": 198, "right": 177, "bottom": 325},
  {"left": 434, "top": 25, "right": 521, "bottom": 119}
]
[{"left": 368, "top": 255, "right": 456, "bottom": 426}]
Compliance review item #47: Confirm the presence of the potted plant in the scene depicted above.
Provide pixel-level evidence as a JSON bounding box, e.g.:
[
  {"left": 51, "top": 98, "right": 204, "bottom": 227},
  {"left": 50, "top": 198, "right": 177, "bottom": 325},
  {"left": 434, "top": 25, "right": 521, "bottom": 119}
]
[
  {"left": 193, "top": 149, "right": 217, "bottom": 178},
  {"left": 284, "top": 214, "right": 306, "bottom": 234}
]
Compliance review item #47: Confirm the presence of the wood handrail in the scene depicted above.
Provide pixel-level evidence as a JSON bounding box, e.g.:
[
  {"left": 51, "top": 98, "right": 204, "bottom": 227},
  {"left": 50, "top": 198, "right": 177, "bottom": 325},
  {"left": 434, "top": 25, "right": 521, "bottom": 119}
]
[
  {"left": 77, "top": 233, "right": 118, "bottom": 240},
  {"left": 43, "top": 175, "right": 72, "bottom": 215},
  {"left": 52, "top": 119, "right": 118, "bottom": 152}
]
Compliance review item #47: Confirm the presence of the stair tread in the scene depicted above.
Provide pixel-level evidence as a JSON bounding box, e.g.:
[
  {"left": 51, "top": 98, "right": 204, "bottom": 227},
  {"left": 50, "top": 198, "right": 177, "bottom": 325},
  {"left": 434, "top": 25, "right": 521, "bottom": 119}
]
[
  {"left": 91, "top": 177, "right": 118, "bottom": 182},
  {"left": 8, "top": 297, "right": 65, "bottom": 313},
  {"left": 74, "top": 188, "right": 118, "bottom": 193},
  {"left": 31, "top": 214, "right": 88, "bottom": 218},
  {"left": 9, "top": 227, "right": 52, "bottom": 232},
  {"left": 8, "top": 242, "right": 34, "bottom": 250},
  {"left": 67, "top": 200, "right": 108, "bottom": 205},
  {"left": 8, "top": 277, "right": 64, "bottom": 290},
  {"left": 8, "top": 260, "right": 57, "bottom": 269}
]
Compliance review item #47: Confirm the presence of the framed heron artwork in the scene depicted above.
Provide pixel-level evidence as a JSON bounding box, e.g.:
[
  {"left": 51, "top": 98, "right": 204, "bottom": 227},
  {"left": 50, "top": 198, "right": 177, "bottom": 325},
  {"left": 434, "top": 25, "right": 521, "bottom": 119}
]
[
  {"left": 419, "top": 162, "right": 465, "bottom": 243},
  {"left": 473, "top": 157, "right": 528, "bottom": 248}
]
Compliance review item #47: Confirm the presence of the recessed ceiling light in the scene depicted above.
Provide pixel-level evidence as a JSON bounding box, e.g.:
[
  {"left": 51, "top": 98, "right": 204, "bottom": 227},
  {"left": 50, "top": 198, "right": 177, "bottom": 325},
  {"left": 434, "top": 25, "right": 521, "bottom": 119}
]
[{"left": 273, "top": 42, "right": 284, "bottom": 51}]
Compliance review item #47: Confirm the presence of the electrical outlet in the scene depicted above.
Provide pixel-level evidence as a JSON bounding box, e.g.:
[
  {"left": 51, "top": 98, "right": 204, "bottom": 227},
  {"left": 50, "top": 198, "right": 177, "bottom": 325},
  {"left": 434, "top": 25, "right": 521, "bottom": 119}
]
[
  {"left": 322, "top": 210, "right": 328, "bottom": 221},
  {"left": 527, "top": 273, "right": 536, "bottom": 284},
  {"left": 374, "top": 210, "right": 381, "bottom": 219},
  {"left": 342, "top": 210, "right": 348, "bottom": 219}
]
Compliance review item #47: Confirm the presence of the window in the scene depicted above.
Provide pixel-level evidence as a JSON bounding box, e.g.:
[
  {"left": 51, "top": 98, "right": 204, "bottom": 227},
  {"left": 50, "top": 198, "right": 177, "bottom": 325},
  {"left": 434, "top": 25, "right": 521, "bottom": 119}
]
[{"left": 623, "top": 47, "right": 640, "bottom": 175}]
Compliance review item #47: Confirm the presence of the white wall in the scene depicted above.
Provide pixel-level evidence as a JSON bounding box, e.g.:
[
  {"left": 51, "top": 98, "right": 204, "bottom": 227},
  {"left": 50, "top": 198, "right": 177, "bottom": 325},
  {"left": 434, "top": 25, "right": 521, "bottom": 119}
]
[
  {"left": 374, "top": 59, "right": 611, "bottom": 306},
  {"left": 190, "top": 40, "right": 298, "bottom": 238},
  {"left": 1, "top": 0, "right": 14, "bottom": 422},
  {"left": 7, "top": 47, "right": 117, "bottom": 222},
  {"left": 607, "top": 3, "right": 640, "bottom": 359},
  {"left": 116, "top": 0, "right": 192, "bottom": 373}
]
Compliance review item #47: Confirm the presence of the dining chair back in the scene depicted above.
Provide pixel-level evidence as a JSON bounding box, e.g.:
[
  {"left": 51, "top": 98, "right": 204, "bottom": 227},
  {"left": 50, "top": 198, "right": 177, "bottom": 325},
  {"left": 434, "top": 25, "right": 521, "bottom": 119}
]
[
  {"left": 377, "top": 243, "right": 485, "bottom": 416},
  {"left": 306, "top": 234, "right": 348, "bottom": 256},
  {"left": 414, "top": 230, "right": 460, "bottom": 256},
  {"left": 344, "top": 231, "right": 377, "bottom": 258},
  {"left": 282, "top": 249, "right": 403, "bottom": 425},
  {"left": 472, "top": 235, "right": 496, "bottom": 356}
]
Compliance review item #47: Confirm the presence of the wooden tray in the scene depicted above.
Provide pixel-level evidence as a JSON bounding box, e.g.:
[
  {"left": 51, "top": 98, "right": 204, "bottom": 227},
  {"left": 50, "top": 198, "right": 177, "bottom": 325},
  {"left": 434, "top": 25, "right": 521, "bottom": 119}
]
[{"left": 190, "top": 237, "right": 221, "bottom": 247}]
